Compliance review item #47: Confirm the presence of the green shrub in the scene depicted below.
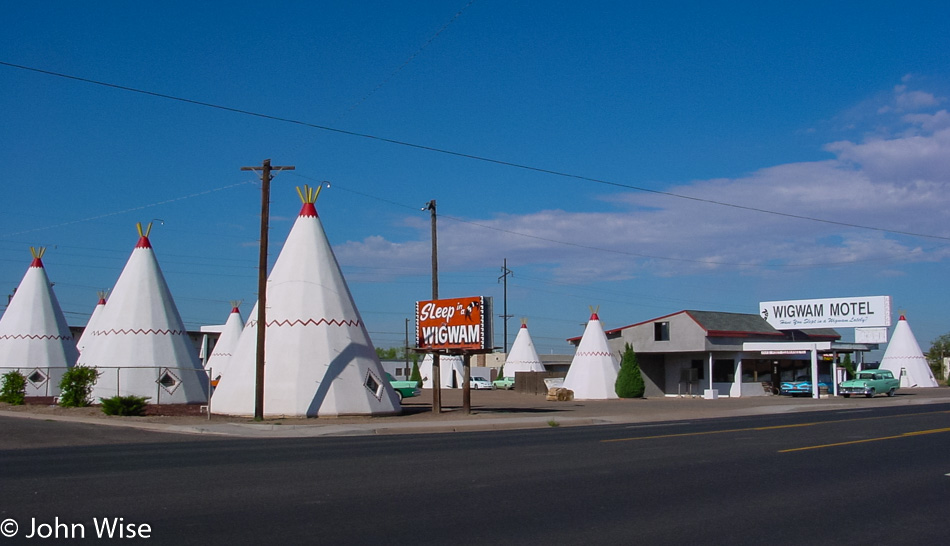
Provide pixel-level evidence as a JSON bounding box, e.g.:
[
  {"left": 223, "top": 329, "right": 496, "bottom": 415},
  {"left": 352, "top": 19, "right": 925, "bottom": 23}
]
[
  {"left": 100, "top": 395, "right": 150, "bottom": 416},
  {"left": 0, "top": 370, "right": 27, "bottom": 405},
  {"left": 615, "top": 343, "right": 645, "bottom": 398},
  {"left": 841, "top": 354, "right": 855, "bottom": 380},
  {"left": 58, "top": 366, "right": 100, "bottom": 407},
  {"left": 409, "top": 361, "right": 423, "bottom": 387}
]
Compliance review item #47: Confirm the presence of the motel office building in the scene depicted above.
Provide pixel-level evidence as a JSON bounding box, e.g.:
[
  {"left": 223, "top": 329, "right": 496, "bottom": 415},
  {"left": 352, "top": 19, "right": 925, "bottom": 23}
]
[{"left": 578, "top": 310, "right": 876, "bottom": 398}]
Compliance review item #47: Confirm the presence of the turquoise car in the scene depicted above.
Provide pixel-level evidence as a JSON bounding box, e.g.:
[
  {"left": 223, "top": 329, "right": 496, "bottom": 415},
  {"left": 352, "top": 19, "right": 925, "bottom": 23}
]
[
  {"left": 839, "top": 369, "right": 899, "bottom": 398},
  {"left": 386, "top": 373, "right": 421, "bottom": 401},
  {"left": 492, "top": 376, "right": 515, "bottom": 390},
  {"left": 780, "top": 375, "right": 833, "bottom": 396}
]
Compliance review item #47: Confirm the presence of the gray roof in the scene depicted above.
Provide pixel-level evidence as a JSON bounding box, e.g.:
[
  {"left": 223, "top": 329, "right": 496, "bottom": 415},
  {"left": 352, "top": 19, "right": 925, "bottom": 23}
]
[
  {"left": 604, "top": 310, "right": 840, "bottom": 341},
  {"left": 684, "top": 310, "right": 779, "bottom": 335}
]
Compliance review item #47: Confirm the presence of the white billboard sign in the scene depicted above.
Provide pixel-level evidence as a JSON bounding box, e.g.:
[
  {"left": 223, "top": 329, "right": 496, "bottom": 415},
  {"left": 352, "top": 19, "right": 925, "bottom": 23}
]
[
  {"left": 855, "top": 327, "right": 888, "bottom": 344},
  {"left": 759, "top": 296, "right": 891, "bottom": 330}
]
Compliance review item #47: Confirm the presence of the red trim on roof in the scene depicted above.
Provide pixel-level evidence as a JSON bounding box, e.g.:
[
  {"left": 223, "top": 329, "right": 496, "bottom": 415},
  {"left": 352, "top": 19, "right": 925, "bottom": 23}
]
[
  {"left": 135, "top": 236, "right": 152, "bottom": 249},
  {"left": 899, "top": 315, "right": 906, "bottom": 321},
  {"left": 590, "top": 312, "right": 599, "bottom": 321},
  {"left": 231, "top": 307, "right": 241, "bottom": 314},
  {"left": 30, "top": 257, "right": 44, "bottom": 268},
  {"left": 299, "top": 202, "right": 318, "bottom": 217},
  {"left": 604, "top": 310, "right": 689, "bottom": 336},
  {"left": 97, "top": 298, "right": 107, "bottom": 305}
]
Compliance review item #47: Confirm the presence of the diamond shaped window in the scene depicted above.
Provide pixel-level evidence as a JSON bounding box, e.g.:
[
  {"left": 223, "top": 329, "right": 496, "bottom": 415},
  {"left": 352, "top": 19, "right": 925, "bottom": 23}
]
[
  {"left": 157, "top": 369, "right": 181, "bottom": 395},
  {"left": 27, "top": 369, "right": 48, "bottom": 388},
  {"left": 364, "top": 371, "right": 383, "bottom": 400}
]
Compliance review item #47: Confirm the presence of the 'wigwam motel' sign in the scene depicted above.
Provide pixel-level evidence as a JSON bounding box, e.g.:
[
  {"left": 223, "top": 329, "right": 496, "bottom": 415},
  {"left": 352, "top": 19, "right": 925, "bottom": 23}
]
[{"left": 759, "top": 296, "right": 892, "bottom": 330}]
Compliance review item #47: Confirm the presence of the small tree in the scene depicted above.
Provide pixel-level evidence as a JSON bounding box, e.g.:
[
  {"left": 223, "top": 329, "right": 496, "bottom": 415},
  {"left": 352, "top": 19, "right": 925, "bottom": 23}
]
[
  {"left": 409, "top": 361, "right": 423, "bottom": 387},
  {"left": 615, "top": 343, "right": 645, "bottom": 398},
  {"left": 58, "top": 366, "right": 100, "bottom": 407},
  {"left": 926, "top": 333, "right": 950, "bottom": 381},
  {"left": 841, "top": 354, "right": 855, "bottom": 380},
  {"left": 0, "top": 370, "right": 27, "bottom": 405}
]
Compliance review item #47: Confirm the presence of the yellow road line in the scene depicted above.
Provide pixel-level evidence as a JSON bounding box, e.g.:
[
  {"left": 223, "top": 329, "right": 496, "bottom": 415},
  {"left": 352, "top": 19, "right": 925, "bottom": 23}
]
[
  {"left": 600, "top": 410, "right": 950, "bottom": 444},
  {"left": 779, "top": 427, "right": 950, "bottom": 453}
]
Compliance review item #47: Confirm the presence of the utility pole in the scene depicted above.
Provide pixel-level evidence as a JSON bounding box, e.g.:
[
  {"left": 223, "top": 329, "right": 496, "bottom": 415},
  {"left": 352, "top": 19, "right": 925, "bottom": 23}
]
[
  {"left": 240, "top": 159, "right": 295, "bottom": 421},
  {"left": 425, "top": 199, "right": 441, "bottom": 414},
  {"left": 404, "top": 318, "right": 410, "bottom": 379},
  {"left": 498, "top": 258, "right": 514, "bottom": 353}
]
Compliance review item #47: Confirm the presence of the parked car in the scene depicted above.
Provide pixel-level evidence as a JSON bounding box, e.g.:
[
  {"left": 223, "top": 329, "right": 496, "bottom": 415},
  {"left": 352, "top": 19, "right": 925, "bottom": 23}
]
[
  {"left": 839, "top": 369, "right": 899, "bottom": 398},
  {"left": 492, "top": 376, "right": 515, "bottom": 390},
  {"left": 386, "top": 373, "right": 421, "bottom": 401},
  {"left": 469, "top": 376, "right": 493, "bottom": 390},
  {"left": 780, "top": 374, "right": 833, "bottom": 396}
]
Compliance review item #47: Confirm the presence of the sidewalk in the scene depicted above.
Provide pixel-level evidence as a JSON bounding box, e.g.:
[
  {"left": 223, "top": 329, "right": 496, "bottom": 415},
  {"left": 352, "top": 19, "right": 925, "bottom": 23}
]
[{"left": 3, "top": 387, "right": 949, "bottom": 438}]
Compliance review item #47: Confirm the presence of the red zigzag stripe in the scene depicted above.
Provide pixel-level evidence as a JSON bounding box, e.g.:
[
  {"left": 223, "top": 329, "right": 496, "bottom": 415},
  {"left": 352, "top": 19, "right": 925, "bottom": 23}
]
[
  {"left": 93, "top": 329, "right": 187, "bottom": 336},
  {"left": 576, "top": 351, "right": 613, "bottom": 357},
  {"left": 0, "top": 334, "right": 74, "bottom": 341},
  {"left": 246, "top": 318, "right": 362, "bottom": 328}
]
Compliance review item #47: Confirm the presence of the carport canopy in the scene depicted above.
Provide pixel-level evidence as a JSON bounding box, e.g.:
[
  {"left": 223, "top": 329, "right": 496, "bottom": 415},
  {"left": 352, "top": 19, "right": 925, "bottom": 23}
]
[{"left": 743, "top": 342, "right": 833, "bottom": 399}]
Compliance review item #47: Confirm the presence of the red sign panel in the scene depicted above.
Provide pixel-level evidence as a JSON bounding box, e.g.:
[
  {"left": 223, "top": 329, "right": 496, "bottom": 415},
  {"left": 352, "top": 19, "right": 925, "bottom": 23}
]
[{"left": 415, "top": 296, "right": 493, "bottom": 351}]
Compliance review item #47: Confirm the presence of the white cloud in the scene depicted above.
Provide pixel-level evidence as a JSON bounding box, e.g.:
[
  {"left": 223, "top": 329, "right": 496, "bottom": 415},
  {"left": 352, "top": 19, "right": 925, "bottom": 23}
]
[
  {"left": 903, "top": 109, "right": 950, "bottom": 132},
  {"left": 894, "top": 84, "right": 939, "bottom": 111},
  {"left": 334, "top": 81, "right": 950, "bottom": 283},
  {"left": 825, "top": 128, "right": 950, "bottom": 184}
]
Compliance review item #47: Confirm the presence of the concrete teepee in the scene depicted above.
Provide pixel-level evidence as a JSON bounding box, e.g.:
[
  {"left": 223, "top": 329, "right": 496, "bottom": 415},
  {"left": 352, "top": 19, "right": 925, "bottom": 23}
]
[
  {"left": 0, "top": 247, "right": 79, "bottom": 396},
  {"left": 880, "top": 315, "right": 938, "bottom": 388},
  {"left": 563, "top": 309, "right": 620, "bottom": 400},
  {"left": 502, "top": 318, "right": 545, "bottom": 377},
  {"left": 80, "top": 223, "right": 209, "bottom": 403},
  {"left": 419, "top": 354, "right": 464, "bottom": 388},
  {"left": 211, "top": 185, "right": 400, "bottom": 417},
  {"left": 76, "top": 290, "right": 108, "bottom": 354},
  {"left": 204, "top": 302, "right": 244, "bottom": 383}
]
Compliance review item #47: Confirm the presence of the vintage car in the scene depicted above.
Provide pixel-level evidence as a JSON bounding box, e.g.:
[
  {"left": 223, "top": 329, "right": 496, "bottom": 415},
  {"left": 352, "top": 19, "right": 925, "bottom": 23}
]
[
  {"left": 492, "top": 376, "right": 515, "bottom": 390},
  {"left": 839, "top": 369, "right": 899, "bottom": 398},
  {"left": 386, "top": 373, "right": 421, "bottom": 401},
  {"left": 779, "top": 374, "right": 833, "bottom": 396}
]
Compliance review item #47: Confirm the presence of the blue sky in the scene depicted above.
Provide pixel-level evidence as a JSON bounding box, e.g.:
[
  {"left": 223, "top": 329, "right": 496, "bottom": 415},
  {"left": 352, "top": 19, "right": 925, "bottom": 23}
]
[{"left": 3, "top": 1, "right": 950, "bottom": 356}]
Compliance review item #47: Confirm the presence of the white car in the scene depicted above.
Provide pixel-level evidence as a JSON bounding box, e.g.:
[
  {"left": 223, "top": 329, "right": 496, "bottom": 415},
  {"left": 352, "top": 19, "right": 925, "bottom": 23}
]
[{"left": 469, "top": 376, "right": 493, "bottom": 390}]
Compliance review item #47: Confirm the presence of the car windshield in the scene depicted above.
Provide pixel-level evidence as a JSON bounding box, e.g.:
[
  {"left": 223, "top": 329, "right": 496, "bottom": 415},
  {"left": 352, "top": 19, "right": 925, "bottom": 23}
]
[
  {"left": 472, "top": 377, "right": 487, "bottom": 381},
  {"left": 856, "top": 373, "right": 875, "bottom": 379}
]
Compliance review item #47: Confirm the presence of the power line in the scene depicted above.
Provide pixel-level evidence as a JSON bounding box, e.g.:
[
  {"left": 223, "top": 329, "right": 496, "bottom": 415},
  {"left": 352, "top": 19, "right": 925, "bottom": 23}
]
[
  {"left": 294, "top": 173, "right": 932, "bottom": 269},
  {"left": 0, "top": 178, "right": 255, "bottom": 237},
  {"left": 5, "top": 60, "right": 949, "bottom": 242}
]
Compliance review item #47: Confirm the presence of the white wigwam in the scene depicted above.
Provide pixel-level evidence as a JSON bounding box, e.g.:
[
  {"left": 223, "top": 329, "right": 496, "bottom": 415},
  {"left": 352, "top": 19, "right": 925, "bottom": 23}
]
[
  {"left": 419, "top": 353, "right": 464, "bottom": 388},
  {"left": 563, "top": 309, "right": 620, "bottom": 399},
  {"left": 0, "top": 247, "right": 78, "bottom": 395},
  {"left": 204, "top": 302, "right": 244, "bottom": 383},
  {"left": 879, "top": 314, "right": 938, "bottom": 388},
  {"left": 211, "top": 186, "right": 400, "bottom": 417},
  {"left": 80, "top": 223, "right": 209, "bottom": 403},
  {"left": 76, "top": 290, "right": 108, "bottom": 354},
  {"left": 503, "top": 318, "right": 545, "bottom": 377}
]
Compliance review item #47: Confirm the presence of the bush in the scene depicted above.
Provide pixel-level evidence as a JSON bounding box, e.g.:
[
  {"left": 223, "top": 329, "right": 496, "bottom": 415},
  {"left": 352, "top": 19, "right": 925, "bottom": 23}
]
[
  {"left": 409, "top": 361, "right": 423, "bottom": 387},
  {"left": 615, "top": 343, "right": 645, "bottom": 398},
  {"left": 0, "top": 370, "right": 27, "bottom": 405},
  {"left": 100, "top": 395, "right": 150, "bottom": 416},
  {"left": 841, "top": 354, "right": 855, "bottom": 380},
  {"left": 58, "top": 366, "right": 100, "bottom": 407}
]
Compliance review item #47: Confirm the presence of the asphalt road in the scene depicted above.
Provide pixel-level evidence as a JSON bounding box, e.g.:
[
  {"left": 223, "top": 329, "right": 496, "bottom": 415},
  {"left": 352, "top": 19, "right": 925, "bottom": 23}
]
[{"left": 2, "top": 404, "right": 949, "bottom": 545}]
